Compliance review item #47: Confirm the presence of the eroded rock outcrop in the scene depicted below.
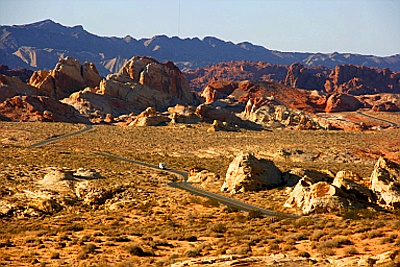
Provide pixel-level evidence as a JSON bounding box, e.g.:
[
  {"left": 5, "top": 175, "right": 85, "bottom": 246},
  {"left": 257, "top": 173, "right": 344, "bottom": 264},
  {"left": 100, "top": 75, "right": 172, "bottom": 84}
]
[
  {"left": 29, "top": 57, "right": 101, "bottom": 99},
  {"left": 370, "top": 157, "right": 400, "bottom": 210},
  {"left": 0, "top": 75, "right": 40, "bottom": 102},
  {"left": 0, "top": 64, "right": 33, "bottom": 83},
  {"left": 284, "top": 177, "right": 353, "bottom": 215},
  {"left": 222, "top": 152, "right": 282, "bottom": 193},
  {"left": 284, "top": 63, "right": 328, "bottom": 90},
  {"left": 324, "top": 93, "right": 364, "bottom": 113},
  {"left": 207, "top": 120, "right": 239, "bottom": 132},
  {"left": 129, "top": 107, "right": 170, "bottom": 126},
  {"left": 63, "top": 57, "right": 200, "bottom": 121},
  {"left": 0, "top": 95, "right": 90, "bottom": 123},
  {"left": 243, "top": 98, "right": 321, "bottom": 130},
  {"left": 332, "top": 171, "right": 373, "bottom": 203},
  {"left": 119, "top": 56, "right": 198, "bottom": 107},
  {"left": 168, "top": 104, "right": 200, "bottom": 124},
  {"left": 324, "top": 65, "right": 400, "bottom": 95},
  {"left": 186, "top": 61, "right": 289, "bottom": 92}
]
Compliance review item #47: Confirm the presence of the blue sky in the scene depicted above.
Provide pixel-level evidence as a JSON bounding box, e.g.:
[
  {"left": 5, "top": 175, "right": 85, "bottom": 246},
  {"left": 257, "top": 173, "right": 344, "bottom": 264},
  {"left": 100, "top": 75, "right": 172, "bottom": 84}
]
[{"left": 0, "top": 0, "right": 399, "bottom": 56}]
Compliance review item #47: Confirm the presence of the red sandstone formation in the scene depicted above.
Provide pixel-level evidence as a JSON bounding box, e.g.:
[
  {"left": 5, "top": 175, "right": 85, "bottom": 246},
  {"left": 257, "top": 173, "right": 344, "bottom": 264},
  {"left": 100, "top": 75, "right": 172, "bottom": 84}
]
[
  {"left": 29, "top": 57, "right": 102, "bottom": 99},
  {"left": 284, "top": 63, "right": 329, "bottom": 90},
  {"left": 324, "top": 65, "right": 400, "bottom": 95},
  {"left": 0, "top": 95, "right": 89, "bottom": 123},
  {"left": 186, "top": 61, "right": 288, "bottom": 91}
]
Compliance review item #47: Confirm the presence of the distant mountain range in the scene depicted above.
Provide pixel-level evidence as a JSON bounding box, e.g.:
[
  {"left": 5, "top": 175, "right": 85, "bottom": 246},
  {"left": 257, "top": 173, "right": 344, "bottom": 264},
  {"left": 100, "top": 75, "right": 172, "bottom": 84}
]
[{"left": 1, "top": 19, "right": 400, "bottom": 76}]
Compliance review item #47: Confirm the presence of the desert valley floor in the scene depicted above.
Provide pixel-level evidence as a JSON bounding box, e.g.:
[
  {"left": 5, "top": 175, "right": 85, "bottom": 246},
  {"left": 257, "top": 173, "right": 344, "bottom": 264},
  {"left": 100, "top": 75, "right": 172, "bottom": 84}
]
[{"left": 1, "top": 111, "right": 400, "bottom": 267}]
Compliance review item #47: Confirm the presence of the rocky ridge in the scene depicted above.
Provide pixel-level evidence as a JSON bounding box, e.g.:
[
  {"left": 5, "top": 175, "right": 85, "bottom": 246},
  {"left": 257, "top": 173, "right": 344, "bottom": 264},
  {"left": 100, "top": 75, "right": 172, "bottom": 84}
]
[{"left": 2, "top": 20, "right": 400, "bottom": 75}]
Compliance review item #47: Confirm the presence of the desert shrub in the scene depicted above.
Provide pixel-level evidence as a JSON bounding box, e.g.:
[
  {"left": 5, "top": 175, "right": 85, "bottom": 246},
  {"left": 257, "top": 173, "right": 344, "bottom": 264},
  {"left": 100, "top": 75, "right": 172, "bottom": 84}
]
[
  {"left": 317, "top": 246, "right": 335, "bottom": 256},
  {"left": 84, "top": 243, "right": 97, "bottom": 253},
  {"left": 368, "top": 230, "right": 384, "bottom": 239},
  {"left": 309, "top": 230, "right": 325, "bottom": 241},
  {"left": 185, "top": 249, "right": 201, "bottom": 257},
  {"left": 126, "top": 245, "right": 147, "bottom": 256},
  {"left": 342, "top": 209, "right": 359, "bottom": 220},
  {"left": 393, "top": 220, "right": 400, "bottom": 230},
  {"left": 372, "top": 220, "right": 386, "bottom": 229},
  {"left": 77, "top": 251, "right": 88, "bottom": 260},
  {"left": 211, "top": 223, "right": 227, "bottom": 234},
  {"left": 294, "top": 217, "right": 313, "bottom": 228},
  {"left": 203, "top": 198, "right": 220, "bottom": 208},
  {"left": 381, "top": 236, "right": 396, "bottom": 244},
  {"left": 354, "top": 225, "right": 371, "bottom": 233},
  {"left": 50, "top": 251, "right": 60, "bottom": 259},
  {"left": 297, "top": 251, "right": 311, "bottom": 258},
  {"left": 334, "top": 236, "right": 353, "bottom": 246},
  {"left": 247, "top": 210, "right": 264, "bottom": 220},
  {"left": 224, "top": 206, "right": 239, "bottom": 213},
  {"left": 188, "top": 196, "right": 202, "bottom": 204},
  {"left": 344, "top": 246, "right": 358, "bottom": 256},
  {"left": 286, "top": 232, "right": 308, "bottom": 242},
  {"left": 116, "top": 236, "right": 131, "bottom": 242},
  {"left": 358, "top": 209, "right": 376, "bottom": 219},
  {"left": 283, "top": 244, "right": 297, "bottom": 251},
  {"left": 64, "top": 224, "right": 84, "bottom": 232},
  {"left": 317, "top": 237, "right": 352, "bottom": 251},
  {"left": 268, "top": 243, "right": 280, "bottom": 252}
]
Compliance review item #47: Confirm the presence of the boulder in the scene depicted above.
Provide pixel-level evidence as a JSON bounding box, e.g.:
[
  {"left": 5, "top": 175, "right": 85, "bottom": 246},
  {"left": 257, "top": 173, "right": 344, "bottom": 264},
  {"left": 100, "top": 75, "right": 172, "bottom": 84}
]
[
  {"left": 324, "top": 93, "right": 364, "bottom": 113},
  {"left": 244, "top": 99, "right": 320, "bottom": 130},
  {"left": 129, "top": 107, "right": 170, "bottom": 126},
  {"left": 29, "top": 56, "right": 101, "bottom": 99},
  {"left": 332, "top": 171, "right": 373, "bottom": 203},
  {"left": 73, "top": 168, "right": 102, "bottom": 179},
  {"left": 196, "top": 104, "right": 242, "bottom": 125},
  {"left": 370, "top": 157, "right": 400, "bottom": 210},
  {"left": 168, "top": 104, "right": 200, "bottom": 124},
  {"left": 221, "top": 152, "right": 282, "bottom": 193},
  {"left": 284, "top": 177, "right": 352, "bottom": 215},
  {"left": 187, "top": 168, "right": 219, "bottom": 187},
  {"left": 200, "top": 81, "right": 237, "bottom": 103},
  {"left": 38, "top": 170, "right": 77, "bottom": 192},
  {"left": 282, "top": 168, "right": 332, "bottom": 187},
  {"left": 207, "top": 120, "right": 239, "bottom": 132}
]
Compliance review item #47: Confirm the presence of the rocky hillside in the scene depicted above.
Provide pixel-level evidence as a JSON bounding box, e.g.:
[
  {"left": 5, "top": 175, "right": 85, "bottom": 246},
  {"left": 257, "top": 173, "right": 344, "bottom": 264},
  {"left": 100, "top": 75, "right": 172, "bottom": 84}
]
[
  {"left": 187, "top": 61, "right": 400, "bottom": 94},
  {"left": 0, "top": 56, "right": 200, "bottom": 124},
  {"left": 1, "top": 19, "right": 400, "bottom": 75}
]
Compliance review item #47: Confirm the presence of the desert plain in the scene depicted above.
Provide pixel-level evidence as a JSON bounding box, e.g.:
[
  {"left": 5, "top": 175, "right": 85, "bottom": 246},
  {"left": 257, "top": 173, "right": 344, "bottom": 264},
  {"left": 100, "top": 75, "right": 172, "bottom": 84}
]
[{"left": 1, "top": 111, "right": 400, "bottom": 267}]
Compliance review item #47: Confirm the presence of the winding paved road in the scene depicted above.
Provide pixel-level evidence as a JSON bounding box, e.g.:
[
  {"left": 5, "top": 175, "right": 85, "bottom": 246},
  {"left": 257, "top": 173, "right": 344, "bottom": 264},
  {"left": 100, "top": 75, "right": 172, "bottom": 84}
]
[
  {"left": 31, "top": 124, "right": 300, "bottom": 219},
  {"left": 94, "top": 152, "right": 299, "bottom": 218},
  {"left": 30, "top": 124, "right": 94, "bottom": 148},
  {"left": 357, "top": 111, "right": 399, "bottom": 127}
]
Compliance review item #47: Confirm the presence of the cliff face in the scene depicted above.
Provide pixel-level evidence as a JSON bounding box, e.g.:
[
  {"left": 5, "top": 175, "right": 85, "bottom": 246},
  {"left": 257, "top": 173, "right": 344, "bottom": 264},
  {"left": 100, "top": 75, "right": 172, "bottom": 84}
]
[
  {"left": 284, "top": 63, "right": 329, "bottom": 90},
  {"left": 28, "top": 57, "right": 102, "bottom": 99},
  {"left": 324, "top": 65, "right": 400, "bottom": 95}
]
